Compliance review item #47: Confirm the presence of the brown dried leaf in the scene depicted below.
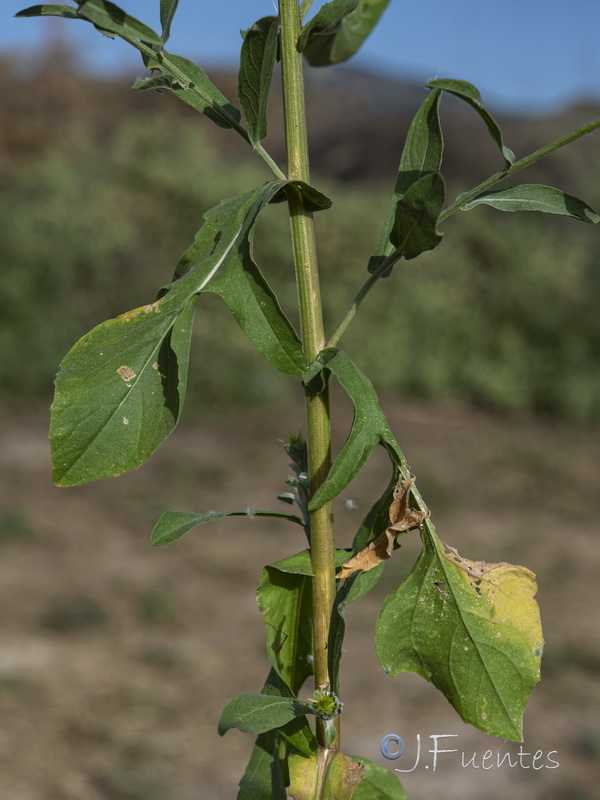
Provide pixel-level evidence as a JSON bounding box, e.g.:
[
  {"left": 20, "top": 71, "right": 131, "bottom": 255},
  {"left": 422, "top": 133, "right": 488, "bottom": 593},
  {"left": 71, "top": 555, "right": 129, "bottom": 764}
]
[{"left": 338, "top": 475, "right": 426, "bottom": 579}]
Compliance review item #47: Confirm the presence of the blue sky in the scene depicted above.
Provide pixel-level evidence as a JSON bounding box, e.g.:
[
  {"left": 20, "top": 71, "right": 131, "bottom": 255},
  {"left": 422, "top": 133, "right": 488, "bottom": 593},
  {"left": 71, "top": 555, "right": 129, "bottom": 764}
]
[{"left": 2, "top": 0, "right": 600, "bottom": 112}]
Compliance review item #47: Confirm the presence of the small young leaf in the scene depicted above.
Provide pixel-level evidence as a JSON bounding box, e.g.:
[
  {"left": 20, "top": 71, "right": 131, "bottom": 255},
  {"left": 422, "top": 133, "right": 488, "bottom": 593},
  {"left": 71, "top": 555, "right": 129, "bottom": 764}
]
[
  {"left": 375, "top": 521, "right": 544, "bottom": 741},
  {"left": 390, "top": 171, "right": 445, "bottom": 260},
  {"left": 368, "top": 89, "right": 443, "bottom": 274},
  {"left": 300, "top": 0, "right": 392, "bottom": 67},
  {"left": 137, "top": 51, "right": 242, "bottom": 130},
  {"left": 351, "top": 757, "right": 407, "bottom": 800},
  {"left": 257, "top": 552, "right": 315, "bottom": 694},
  {"left": 151, "top": 509, "right": 304, "bottom": 546},
  {"left": 239, "top": 16, "right": 279, "bottom": 146},
  {"left": 76, "top": 0, "right": 162, "bottom": 44},
  {"left": 303, "top": 348, "right": 407, "bottom": 510},
  {"left": 427, "top": 78, "right": 514, "bottom": 168},
  {"left": 461, "top": 184, "right": 600, "bottom": 223},
  {"left": 16, "top": 5, "right": 79, "bottom": 20},
  {"left": 218, "top": 694, "right": 315, "bottom": 737},
  {"left": 159, "top": 0, "right": 179, "bottom": 44}
]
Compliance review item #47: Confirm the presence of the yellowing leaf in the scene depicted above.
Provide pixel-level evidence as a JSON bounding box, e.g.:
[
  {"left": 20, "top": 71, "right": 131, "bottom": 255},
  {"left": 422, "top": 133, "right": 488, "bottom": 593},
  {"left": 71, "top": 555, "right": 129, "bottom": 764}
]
[
  {"left": 442, "top": 546, "right": 544, "bottom": 656},
  {"left": 289, "top": 750, "right": 364, "bottom": 800}
]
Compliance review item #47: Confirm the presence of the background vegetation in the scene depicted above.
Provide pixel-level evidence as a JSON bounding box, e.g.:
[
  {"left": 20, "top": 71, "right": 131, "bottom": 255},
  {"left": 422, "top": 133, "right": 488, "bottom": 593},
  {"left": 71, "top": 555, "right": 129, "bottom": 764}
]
[{"left": 2, "top": 49, "right": 600, "bottom": 419}]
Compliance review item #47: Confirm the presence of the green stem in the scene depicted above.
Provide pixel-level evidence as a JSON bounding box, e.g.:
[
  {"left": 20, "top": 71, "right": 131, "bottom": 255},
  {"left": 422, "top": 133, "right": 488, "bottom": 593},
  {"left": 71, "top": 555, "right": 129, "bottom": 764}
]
[
  {"left": 330, "top": 115, "right": 600, "bottom": 348},
  {"left": 123, "top": 37, "right": 286, "bottom": 180},
  {"left": 279, "top": 0, "right": 337, "bottom": 748}
]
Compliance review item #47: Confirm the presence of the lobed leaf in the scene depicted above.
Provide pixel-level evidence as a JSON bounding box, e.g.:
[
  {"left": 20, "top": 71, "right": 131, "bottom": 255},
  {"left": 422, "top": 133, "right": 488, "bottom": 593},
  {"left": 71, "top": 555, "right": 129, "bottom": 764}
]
[
  {"left": 351, "top": 757, "right": 407, "bottom": 800},
  {"left": 159, "top": 0, "right": 179, "bottom": 44},
  {"left": 76, "top": 0, "right": 162, "bottom": 44},
  {"left": 136, "top": 51, "right": 242, "bottom": 130},
  {"left": 461, "top": 183, "right": 600, "bottom": 223},
  {"left": 300, "top": 0, "right": 392, "bottom": 67},
  {"left": 390, "top": 171, "right": 445, "bottom": 260},
  {"left": 368, "top": 89, "right": 443, "bottom": 274},
  {"left": 303, "top": 348, "right": 407, "bottom": 510},
  {"left": 257, "top": 551, "right": 315, "bottom": 695},
  {"left": 151, "top": 509, "right": 304, "bottom": 546},
  {"left": 218, "top": 693, "right": 315, "bottom": 737},
  {"left": 375, "top": 521, "right": 543, "bottom": 741},
  {"left": 239, "top": 16, "right": 279, "bottom": 146},
  {"left": 427, "top": 78, "right": 514, "bottom": 168}
]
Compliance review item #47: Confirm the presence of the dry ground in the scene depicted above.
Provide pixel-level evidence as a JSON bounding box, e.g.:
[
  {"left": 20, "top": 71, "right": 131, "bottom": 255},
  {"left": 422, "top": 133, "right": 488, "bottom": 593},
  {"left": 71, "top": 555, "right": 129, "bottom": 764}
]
[{"left": 1, "top": 400, "right": 599, "bottom": 800}]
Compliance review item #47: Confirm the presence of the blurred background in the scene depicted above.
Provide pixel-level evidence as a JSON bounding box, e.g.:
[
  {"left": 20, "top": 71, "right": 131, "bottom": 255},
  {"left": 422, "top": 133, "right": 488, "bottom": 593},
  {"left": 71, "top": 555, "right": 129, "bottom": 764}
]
[{"left": 1, "top": 2, "right": 599, "bottom": 799}]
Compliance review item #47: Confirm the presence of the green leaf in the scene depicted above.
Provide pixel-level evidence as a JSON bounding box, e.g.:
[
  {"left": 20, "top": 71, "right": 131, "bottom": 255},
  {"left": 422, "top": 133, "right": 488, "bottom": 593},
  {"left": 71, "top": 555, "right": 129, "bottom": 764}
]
[
  {"left": 76, "top": 0, "right": 162, "bottom": 44},
  {"left": 375, "top": 521, "right": 544, "bottom": 741},
  {"left": 151, "top": 509, "right": 304, "bottom": 546},
  {"left": 390, "top": 172, "right": 445, "bottom": 260},
  {"left": 50, "top": 295, "right": 196, "bottom": 487},
  {"left": 218, "top": 693, "right": 315, "bottom": 737},
  {"left": 16, "top": 5, "right": 79, "bottom": 19},
  {"left": 237, "top": 670, "right": 296, "bottom": 800},
  {"left": 303, "top": 349, "right": 406, "bottom": 510},
  {"left": 351, "top": 757, "right": 406, "bottom": 800},
  {"left": 352, "top": 467, "right": 399, "bottom": 554},
  {"left": 159, "top": 0, "right": 179, "bottom": 44},
  {"left": 237, "top": 731, "right": 286, "bottom": 800},
  {"left": 328, "top": 571, "right": 361, "bottom": 695},
  {"left": 460, "top": 184, "right": 600, "bottom": 223},
  {"left": 257, "top": 552, "right": 315, "bottom": 695},
  {"left": 50, "top": 180, "right": 325, "bottom": 486},
  {"left": 136, "top": 51, "right": 242, "bottom": 130},
  {"left": 300, "top": 0, "right": 392, "bottom": 67},
  {"left": 427, "top": 78, "right": 514, "bottom": 168},
  {"left": 280, "top": 715, "right": 319, "bottom": 758},
  {"left": 239, "top": 16, "right": 279, "bottom": 146},
  {"left": 368, "top": 89, "right": 443, "bottom": 274}
]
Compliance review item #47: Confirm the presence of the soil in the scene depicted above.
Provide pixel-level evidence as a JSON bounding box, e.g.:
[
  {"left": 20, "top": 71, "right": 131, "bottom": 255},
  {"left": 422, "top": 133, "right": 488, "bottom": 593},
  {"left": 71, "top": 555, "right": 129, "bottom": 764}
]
[{"left": 0, "top": 401, "right": 599, "bottom": 800}]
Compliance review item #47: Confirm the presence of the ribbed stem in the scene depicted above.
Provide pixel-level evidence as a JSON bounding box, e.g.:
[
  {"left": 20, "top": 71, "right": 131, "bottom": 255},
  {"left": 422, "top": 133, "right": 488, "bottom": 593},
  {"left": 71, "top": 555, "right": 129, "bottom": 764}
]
[{"left": 279, "top": 0, "right": 337, "bottom": 748}]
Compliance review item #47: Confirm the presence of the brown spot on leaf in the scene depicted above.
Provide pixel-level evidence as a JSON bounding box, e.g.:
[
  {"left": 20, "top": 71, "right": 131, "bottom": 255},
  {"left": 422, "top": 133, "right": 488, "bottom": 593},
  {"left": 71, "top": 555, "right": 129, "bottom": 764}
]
[{"left": 117, "top": 366, "right": 136, "bottom": 382}]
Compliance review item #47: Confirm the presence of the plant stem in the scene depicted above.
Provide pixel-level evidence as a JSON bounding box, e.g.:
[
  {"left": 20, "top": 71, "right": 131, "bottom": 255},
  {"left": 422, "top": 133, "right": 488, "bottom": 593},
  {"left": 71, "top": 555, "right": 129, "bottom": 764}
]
[
  {"left": 440, "top": 116, "right": 600, "bottom": 222},
  {"left": 279, "top": 0, "right": 337, "bottom": 747},
  {"left": 330, "top": 115, "right": 600, "bottom": 348}
]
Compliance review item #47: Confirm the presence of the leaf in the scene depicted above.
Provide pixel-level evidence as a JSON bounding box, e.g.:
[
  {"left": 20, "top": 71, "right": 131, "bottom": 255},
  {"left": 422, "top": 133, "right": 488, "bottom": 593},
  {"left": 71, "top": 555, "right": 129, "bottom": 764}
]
[
  {"left": 368, "top": 89, "right": 443, "bottom": 274},
  {"left": 50, "top": 295, "right": 196, "bottom": 487},
  {"left": 298, "top": 0, "right": 360, "bottom": 54},
  {"left": 288, "top": 750, "right": 364, "bottom": 800},
  {"left": 390, "top": 172, "right": 445, "bottom": 260},
  {"left": 375, "top": 521, "right": 544, "bottom": 741},
  {"left": 160, "top": 0, "right": 179, "bottom": 44},
  {"left": 426, "top": 78, "right": 514, "bottom": 168},
  {"left": 257, "top": 551, "right": 315, "bottom": 695},
  {"left": 218, "top": 693, "right": 315, "bottom": 737},
  {"left": 351, "top": 757, "right": 407, "bottom": 800},
  {"left": 76, "top": 0, "right": 162, "bottom": 44},
  {"left": 339, "top": 476, "right": 425, "bottom": 579},
  {"left": 237, "top": 731, "right": 287, "bottom": 800},
  {"left": 237, "top": 670, "right": 297, "bottom": 800},
  {"left": 136, "top": 51, "right": 242, "bottom": 130},
  {"left": 50, "top": 180, "right": 325, "bottom": 486},
  {"left": 300, "top": 0, "right": 392, "bottom": 67},
  {"left": 16, "top": 5, "right": 79, "bottom": 19},
  {"left": 351, "top": 468, "right": 399, "bottom": 554},
  {"left": 328, "top": 571, "right": 363, "bottom": 695},
  {"left": 460, "top": 184, "right": 600, "bottom": 223},
  {"left": 239, "top": 16, "right": 279, "bottom": 146},
  {"left": 151, "top": 509, "right": 304, "bottom": 546},
  {"left": 303, "top": 348, "right": 407, "bottom": 510}
]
